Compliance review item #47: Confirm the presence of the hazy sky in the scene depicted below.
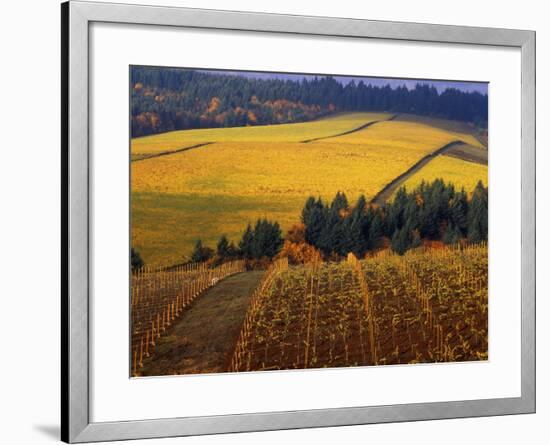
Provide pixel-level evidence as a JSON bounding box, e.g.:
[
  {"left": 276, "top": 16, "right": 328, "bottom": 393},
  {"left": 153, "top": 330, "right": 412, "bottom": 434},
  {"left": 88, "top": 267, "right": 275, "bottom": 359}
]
[{"left": 200, "top": 69, "right": 488, "bottom": 95}]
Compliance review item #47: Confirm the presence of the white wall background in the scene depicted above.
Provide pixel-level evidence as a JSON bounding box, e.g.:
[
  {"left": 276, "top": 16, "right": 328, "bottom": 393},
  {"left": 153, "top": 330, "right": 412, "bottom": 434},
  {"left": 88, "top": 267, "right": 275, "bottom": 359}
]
[{"left": 0, "top": 0, "right": 546, "bottom": 443}]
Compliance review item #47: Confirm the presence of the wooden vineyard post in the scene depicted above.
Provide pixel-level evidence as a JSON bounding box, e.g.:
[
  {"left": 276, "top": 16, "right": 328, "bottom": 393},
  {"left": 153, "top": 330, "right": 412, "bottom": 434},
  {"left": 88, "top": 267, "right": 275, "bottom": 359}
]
[
  {"left": 131, "top": 260, "right": 248, "bottom": 374},
  {"left": 132, "top": 347, "right": 137, "bottom": 376},
  {"left": 227, "top": 258, "right": 288, "bottom": 372},
  {"left": 347, "top": 253, "right": 378, "bottom": 365},
  {"left": 139, "top": 337, "right": 144, "bottom": 368}
]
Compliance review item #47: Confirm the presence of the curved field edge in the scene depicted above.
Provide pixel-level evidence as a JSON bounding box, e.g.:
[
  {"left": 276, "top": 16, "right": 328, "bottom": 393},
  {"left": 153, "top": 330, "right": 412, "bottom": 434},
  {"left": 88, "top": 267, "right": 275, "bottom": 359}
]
[
  {"left": 394, "top": 113, "right": 487, "bottom": 148},
  {"left": 131, "top": 142, "right": 214, "bottom": 162},
  {"left": 131, "top": 112, "right": 392, "bottom": 155},
  {"left": 300, "top": 113, "right": 397, "bottom": 143},
  {"left": 395, "top": 155, "right": 488, "bottom": 197},
  {"left": 371, "top": 141, "right": 463, "bottom": 205}
]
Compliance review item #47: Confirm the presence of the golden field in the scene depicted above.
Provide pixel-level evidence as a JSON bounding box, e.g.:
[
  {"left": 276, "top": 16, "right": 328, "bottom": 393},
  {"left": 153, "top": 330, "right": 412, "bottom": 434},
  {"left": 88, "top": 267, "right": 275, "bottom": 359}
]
[
  {"left": 398, "top": 155, "right": 488, "bottom": 194},
  {"left": 131, "top": 113, "right": 487, "bottom": 266},
  {"left": 132, "top": 140, "right": 424, "bottom": 199},
  {"left": 131, "top": 112, "right": 391, "bottom": 157},
  {"left": 317, "top": 120, "right": 484, "bottom": 149},
  {"left": 395, "top": 113, "right": 488, "bottom": 148}
]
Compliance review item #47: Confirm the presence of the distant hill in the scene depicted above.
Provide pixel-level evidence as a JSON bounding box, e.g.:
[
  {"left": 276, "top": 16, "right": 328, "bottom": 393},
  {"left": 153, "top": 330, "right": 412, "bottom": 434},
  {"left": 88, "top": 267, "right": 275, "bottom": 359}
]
[{"left": 130, "top": 66, "right": 488, "bottom": 137}]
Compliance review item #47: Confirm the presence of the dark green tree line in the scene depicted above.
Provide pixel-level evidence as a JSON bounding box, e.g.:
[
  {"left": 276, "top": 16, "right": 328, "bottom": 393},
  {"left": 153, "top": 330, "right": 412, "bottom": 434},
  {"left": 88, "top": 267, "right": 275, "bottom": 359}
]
[
  {"left": 301, "top": 180, "right": 488, "bottom": 257},
  {"left": 131, "top": 66, "right": 488, "bottom": 137},
  {"left": 191, "top": 218, "right": 284, "bottom": 265},
  {"left": 185, "top": 180, "right": 488, "bottom": 264}
]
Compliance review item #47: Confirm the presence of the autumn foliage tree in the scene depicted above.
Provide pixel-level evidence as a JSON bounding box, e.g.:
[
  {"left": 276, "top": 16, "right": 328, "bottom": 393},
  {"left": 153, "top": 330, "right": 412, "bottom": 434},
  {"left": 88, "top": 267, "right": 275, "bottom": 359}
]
[
  {"left": 130, "top": 66, "right": 488, "bottom": 137},
  {"left": 278, "top": 224, "right": 322, "bottom": 264}
]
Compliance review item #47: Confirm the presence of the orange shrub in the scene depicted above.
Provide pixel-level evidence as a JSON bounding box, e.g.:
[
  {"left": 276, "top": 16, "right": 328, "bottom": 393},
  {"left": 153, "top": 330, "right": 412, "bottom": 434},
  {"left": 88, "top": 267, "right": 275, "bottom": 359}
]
[{"left": 278, "top": 240, "right": 321, "bottom": 265}]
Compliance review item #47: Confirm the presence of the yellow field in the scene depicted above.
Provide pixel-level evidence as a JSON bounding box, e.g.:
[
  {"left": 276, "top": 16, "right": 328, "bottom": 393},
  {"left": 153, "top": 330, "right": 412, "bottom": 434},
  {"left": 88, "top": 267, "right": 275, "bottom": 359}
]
[
  {"left": 131, "top": 113, "right": 488, "bottom": 266},
  {"left": 395, "top": 113, "right": 487, "bottom": 148},
  {"left": 133, "top": 140, "right": 413, "bottom": 200},
  {"left": 319, "top": 120, "right": 484, "bottom": 149},
  {"left": 131, "top": 113, "right": 391, "bottom": 155},
  {"left": 131, "top": 112, "right": 391, "bottom": 156},
  {"left": 132, "top": 121, "right": 480, "bottom": 199},
  {"left": 399, "top": 155, "right": 488, "bottom": 194}
]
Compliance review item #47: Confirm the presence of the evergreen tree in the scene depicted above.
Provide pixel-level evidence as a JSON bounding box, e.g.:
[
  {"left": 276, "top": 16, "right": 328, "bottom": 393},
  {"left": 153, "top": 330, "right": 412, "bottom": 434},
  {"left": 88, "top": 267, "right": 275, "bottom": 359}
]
[
  {"left": 301, "top": 196, "right": 316, "bottom": 226},
  {"left": 216, "top": 235, "right": 230, "bottom": 258},
  {"left": 386, "top": 187, "right": 408, "bottom": 235},
  {"left": 450, "top": 188, "right": 469, "bottom": 235},
  {"left": 403, "top": 198, "right": 421, "bottom": 232},
  {"left": 302, "top": 197, "right": 325, "bottom": 246},
  {"left": 227, "top": 241, "right": 239, "bottom": 258},
  {"left": 191, "top": 239, "right": 214, "bottom": 262},
  {"left": 391, "top": 227, "right": 411, "bottom": 255},
  {"left": 191, "top": 239, "right": 204, "bottom": 262},
  {"left": 251, "top": 219, "right": 267, "bottom": 259},
  {"left": 355, "top": 194, "right": 367, "bottom": 214},
  {"left": 349, "top": 195, "right": 368, "bottom": 256},
  {"left": 239, "top": 224, "right": 254, "bottom": 259},
  {"left": 368, "top": 212, "right": 383, "bottom": 250},
  {"left": 331, "top": 191, "right": 349, "bottom": 214},
  {"left": 265, "top": 221, "right": 284, "bottom": 258},
  {"left": 419, "top": 200, "right": 440, "bottom": 239},
  {"left": 332, "top": 217, "right": 349, "bottom": 256},
  {"left": 318, "top": 205, "right": 339, "bottom": 255},
  {"left": 467, "top": 181, "right": 488, "bottom": 243},
  {"left": 410, "top": 229, "right": 422, "bottom": 248},
  {"left": 443, "top": 223, "right": 462, "bottom": 245},
  {"left": 248, "top": 219, "right": 284, "bottom": 259},
  {"left": 131, "top": 248, "right": 144, "bottom": 272}
]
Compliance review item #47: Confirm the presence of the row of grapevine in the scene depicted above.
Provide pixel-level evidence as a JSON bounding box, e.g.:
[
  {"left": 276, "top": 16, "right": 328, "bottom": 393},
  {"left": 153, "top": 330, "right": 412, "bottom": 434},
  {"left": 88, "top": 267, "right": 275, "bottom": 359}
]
[
  {"left": 399, "top": 243, "right": 488, "bottom": 362},
  {"left": 347, "top": 253, "right": 378, "bottom": 364},
  {"left": 359, "top": 243, "right": 488, "bottom": 365},
  {"left": 131, "top": 260, "right": 246, "bottom": 376},
  {"left": 228, "top": 258, "right": 289, "bottom": 372},
  {"left": 228, "top": 243, "right": 487, "bottom": 371},
  {"left": 229, "top": 259, "right": 372, "bottom": 372}
]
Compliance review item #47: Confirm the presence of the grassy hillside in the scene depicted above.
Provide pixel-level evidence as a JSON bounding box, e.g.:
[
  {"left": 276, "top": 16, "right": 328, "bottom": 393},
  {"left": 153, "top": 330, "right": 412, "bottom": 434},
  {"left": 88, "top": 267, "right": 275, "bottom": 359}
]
[
  {"left": 321, "top": 119, "right": 484, "bottom": 148},
  {"left": 398, "top": 155, "right": 488, "bottom": 195},
  {"left": 131, "top": 193, "right": 304, "bottom": 267},
  {"left": 131, "top": 113, "right": 487, "bottom": 266},
  {"left": 395, "top": 113, "right": 487, "bottom": 148},
  {"left": 131, "top": 112, "right": 391, "bottom": 157}
]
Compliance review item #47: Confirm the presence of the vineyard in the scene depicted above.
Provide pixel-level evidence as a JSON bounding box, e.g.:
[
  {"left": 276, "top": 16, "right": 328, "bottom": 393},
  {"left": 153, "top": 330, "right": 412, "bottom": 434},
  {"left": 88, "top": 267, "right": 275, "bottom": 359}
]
[
  {"left": 131, "top": 112, "right": 390, "bottom": 157},
  {"left": 131, "top": 113, "right": 488, "bottom": 267},
  {"left": 131, "top": 260, "right": 245, "bottom": 376},
  {"left": 229, "top": 243, "right": 488, "bottom": 372}
]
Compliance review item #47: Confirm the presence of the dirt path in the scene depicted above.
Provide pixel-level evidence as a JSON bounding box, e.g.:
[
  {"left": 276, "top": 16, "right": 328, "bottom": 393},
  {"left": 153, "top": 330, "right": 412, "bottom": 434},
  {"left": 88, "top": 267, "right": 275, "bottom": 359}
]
[
  {"left": 140, "top": 271, "right": 264, "bottom": 376},
  {"left": 132, "top": 142, "right": 214, "bottom": 162},
  {"left": 370, "top": 140, "right": 465, "bottom": 205},
  {"left": 444, "top": 143, "right": 488, "bottom": 165},
  {"left": 301, "top": 114, "right": 398, "bottom": 143}
]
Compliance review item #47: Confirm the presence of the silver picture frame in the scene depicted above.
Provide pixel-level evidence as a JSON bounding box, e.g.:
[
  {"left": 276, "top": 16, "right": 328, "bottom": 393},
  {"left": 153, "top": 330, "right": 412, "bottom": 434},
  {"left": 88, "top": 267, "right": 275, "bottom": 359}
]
[{"left": 61, "top": 1, "right": 536, "bottom": 442}]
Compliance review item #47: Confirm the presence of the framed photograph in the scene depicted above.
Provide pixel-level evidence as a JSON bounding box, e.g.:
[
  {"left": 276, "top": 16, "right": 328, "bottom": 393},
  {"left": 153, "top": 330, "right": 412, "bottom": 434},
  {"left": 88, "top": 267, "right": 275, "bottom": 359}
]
[{"left": 62, "top": 1, "right": 535, "bottom": 442}]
